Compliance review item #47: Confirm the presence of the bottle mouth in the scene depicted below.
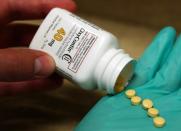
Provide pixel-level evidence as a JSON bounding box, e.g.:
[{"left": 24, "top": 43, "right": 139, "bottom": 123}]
[
  {"left": 95, "top": 48, "right": 134, "bottom": 94},
  {"left": 113, "top": 60, "right": 135, "bottom": 94},
  {"left": 106, "top": 55, "right": 135, "bottom": 94}
]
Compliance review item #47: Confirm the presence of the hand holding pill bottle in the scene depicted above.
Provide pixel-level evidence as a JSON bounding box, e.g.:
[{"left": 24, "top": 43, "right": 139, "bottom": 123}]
[{"left": 29, "top": 8, "right": 134, "bottom": 94}]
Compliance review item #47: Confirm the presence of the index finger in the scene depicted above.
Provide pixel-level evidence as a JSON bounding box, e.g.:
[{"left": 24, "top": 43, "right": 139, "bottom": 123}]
[{"left": 1, "top": 0, "right": 76, "bottom": 24}]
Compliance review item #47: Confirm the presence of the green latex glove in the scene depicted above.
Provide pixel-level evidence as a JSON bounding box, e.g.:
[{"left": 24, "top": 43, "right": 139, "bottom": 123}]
[{"left": 75, "top": 27, "right": 181, "bottom": 131}]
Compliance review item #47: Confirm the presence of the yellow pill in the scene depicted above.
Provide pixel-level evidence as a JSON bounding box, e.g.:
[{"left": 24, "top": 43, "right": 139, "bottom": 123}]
[
  {"left": 114, "top": 85, "right": 124, "bottom": 93},
  {"left": 142, "top": 99, "right": 153, "bottom": 109},
  {"left": 125, "top": 89, "right": 136, "bottom": 98},
  {"left": 131, "top": 96, "right": 142, "bottom": 105},
  {"left": 148, "top": 108, "right": 159, "bottom": 117},
  {"left": 153, "top": 116, "right": 166, "bottom": 128}
]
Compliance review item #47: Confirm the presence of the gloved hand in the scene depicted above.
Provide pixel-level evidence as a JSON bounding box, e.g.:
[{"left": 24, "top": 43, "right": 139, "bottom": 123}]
[{"left": 75, "top": 27, "right": 181, "bottom": 131}]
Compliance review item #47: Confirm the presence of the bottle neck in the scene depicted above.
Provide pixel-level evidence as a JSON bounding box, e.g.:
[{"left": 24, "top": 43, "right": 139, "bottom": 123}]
[{"left": 94, "top": 48, "right": 134, "bottom": 94}]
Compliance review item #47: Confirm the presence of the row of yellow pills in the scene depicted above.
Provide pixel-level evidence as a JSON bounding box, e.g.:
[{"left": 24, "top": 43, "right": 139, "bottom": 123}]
[{"left": 125, "top": 89, "right": 166, "bottom": 128}]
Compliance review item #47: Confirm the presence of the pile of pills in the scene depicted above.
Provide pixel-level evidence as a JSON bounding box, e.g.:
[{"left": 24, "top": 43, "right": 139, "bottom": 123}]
[{"left": 125, "top": 89, "right": 166, "bottom": 128}]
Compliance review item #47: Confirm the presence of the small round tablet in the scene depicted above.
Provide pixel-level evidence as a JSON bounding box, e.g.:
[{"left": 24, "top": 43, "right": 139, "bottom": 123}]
[
  {"left": 153, "top": 116, "right": 166, "bottom": 128},
  {"left": 142, "top": 99, "right": 153, "bottom": 109},
  {"left": 131, "top": 96, "right": 141, "bottom": 105},
  {"left": 125, "top": 89, "right": 136, "bottom": 98},
  {"left": 114, "top": 85, "right": 124, "bottom": 93},
  {"left": 148, "top": 108, "right": 159, "bottom": 117}
]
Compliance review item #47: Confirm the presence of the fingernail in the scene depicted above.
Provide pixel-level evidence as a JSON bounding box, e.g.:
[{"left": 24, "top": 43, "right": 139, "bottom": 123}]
[{"left": 34, "top": 55, "right": 55, "bottom": 77}]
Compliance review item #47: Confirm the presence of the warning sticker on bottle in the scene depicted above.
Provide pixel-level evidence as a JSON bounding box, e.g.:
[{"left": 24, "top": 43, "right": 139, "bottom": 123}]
[
  {"left": 35, "top": 14, "right": 99, "bottom": 77},
  {"left": 55, "top": 24, "right": 97, "bottom": 73},
  {"left": 68, "top": 32, "right": 97, "bottom": 73}
]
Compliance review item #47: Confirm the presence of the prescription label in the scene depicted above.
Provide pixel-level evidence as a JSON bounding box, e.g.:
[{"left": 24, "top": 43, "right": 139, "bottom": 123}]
[{"left": 39, "top": 14, "right": 98, "bottom": 77}]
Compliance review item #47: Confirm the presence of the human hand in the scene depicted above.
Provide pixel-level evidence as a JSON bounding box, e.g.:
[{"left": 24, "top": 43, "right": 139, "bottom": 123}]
[
  {"left": 75, "top": 27, "right": 181, "bottom": 131},
  {"left": 0, "top": 0, "right": 76, "bottom": 96}
]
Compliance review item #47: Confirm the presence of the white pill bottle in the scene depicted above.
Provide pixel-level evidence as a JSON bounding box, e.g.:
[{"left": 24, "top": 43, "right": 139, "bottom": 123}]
[{"left": 29, "top": 8, "right": 135, "bottom": 94}]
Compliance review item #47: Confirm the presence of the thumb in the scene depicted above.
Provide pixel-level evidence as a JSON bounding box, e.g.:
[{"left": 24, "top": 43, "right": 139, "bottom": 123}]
[{"left": 0, "top": 48, "right": 55, "bottom": 81}]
